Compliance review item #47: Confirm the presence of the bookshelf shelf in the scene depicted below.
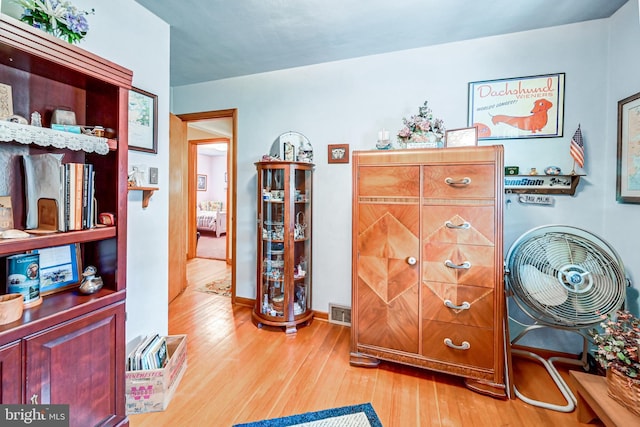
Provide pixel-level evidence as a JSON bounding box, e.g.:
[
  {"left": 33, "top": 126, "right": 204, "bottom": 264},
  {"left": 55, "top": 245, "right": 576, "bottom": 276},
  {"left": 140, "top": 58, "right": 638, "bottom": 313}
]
[
  {"left": 128, "top": 186, "right": 159, "bottom": 208},
  {"left": 0, "top": 227, "right": 116, "bottom": 257},
  {"left": 0, "top": 121, "right": 110, "bottom": 154}
]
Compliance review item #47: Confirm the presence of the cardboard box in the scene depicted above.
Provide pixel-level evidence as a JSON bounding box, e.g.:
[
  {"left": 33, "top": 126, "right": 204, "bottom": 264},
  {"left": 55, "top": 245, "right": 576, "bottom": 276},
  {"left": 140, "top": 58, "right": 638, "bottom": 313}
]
[{"left": 125, "top": 335, "right": 187, "bottom": 414}]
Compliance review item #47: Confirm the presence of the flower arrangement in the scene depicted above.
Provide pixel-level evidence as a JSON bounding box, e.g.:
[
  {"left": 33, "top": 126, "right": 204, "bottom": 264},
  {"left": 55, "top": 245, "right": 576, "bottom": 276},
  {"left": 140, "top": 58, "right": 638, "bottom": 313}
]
[
  {"left": 397, "top": 101, "right": 445, "bottom": 145},
  {"left": 590, "top": 309, "right": 640, "bottom": 380},
  {"left": 15, "top": 0, "right": 94, "bottom": 44}
]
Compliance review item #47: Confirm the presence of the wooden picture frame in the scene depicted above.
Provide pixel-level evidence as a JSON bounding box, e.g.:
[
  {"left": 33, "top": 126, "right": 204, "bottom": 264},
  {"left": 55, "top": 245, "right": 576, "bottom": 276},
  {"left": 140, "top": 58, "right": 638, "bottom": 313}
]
[
  {"left": 328, "top": 144, "right": 349, "bottom": 164},
  {"left": 468, "top": 73, "right": 565, "bottom": 140},
  {"left": 0, "top": 83, "right": 13, "bottom": 119},
  {"left": 0, "top": 195, "right": 13, "bottom": 231},
  {"left": 128, "top": 87, "right": 158, "bottom": 153},
  {"left": 33, "top": 243, "right": 82, "bottom": 295},
  {"left": 616, "top": 91, "right": 640, "bottom": 203},
  {"left": 197, "top": 174, "right": 207, "bottom": 191},
  {"left": 445, "top": 127, "right": 478, "bottom": 148}
]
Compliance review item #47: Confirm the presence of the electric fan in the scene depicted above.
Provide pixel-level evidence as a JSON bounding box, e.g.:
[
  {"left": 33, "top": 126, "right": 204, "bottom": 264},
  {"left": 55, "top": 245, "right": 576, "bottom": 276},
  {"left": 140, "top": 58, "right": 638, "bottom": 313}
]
[{"left": 505, "top": 225, "right": 627, "bottom": 412}]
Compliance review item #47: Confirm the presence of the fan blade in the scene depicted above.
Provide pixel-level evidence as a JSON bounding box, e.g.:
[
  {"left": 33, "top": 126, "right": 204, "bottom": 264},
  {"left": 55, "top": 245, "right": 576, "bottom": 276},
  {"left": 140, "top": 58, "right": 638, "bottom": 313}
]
[
  {"left": 520, "top": 264, "right": 568, "bottom": 306},
  {"left": 544, "top": 235, "right": 589, "bottom": 266}
]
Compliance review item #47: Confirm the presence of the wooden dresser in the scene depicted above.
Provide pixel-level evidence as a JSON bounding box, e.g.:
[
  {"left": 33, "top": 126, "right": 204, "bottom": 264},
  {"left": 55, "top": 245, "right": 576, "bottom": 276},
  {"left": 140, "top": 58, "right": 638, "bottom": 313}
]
[{"left": 350, "top": 146, "right": 509, "bottom": 398}]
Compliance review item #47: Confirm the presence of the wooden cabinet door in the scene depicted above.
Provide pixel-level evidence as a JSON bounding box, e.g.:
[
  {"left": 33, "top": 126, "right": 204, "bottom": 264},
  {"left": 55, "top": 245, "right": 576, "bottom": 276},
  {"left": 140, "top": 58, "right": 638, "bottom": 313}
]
[
  {"left": 354, "top": 165, "right": 421, "bottom": 354},
  {"left": 25, "top": 302, "right": 125, "bottom": 427},
  {"left": 0, "top": 341, "right": 21, "bottom": 404}
]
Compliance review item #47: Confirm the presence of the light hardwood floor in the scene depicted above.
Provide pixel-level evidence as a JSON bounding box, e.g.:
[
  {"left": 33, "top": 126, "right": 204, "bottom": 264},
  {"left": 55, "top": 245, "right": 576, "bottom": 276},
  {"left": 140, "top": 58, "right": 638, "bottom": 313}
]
[{"left": 129, "top": 259, "right": 598, "bottom": 426}]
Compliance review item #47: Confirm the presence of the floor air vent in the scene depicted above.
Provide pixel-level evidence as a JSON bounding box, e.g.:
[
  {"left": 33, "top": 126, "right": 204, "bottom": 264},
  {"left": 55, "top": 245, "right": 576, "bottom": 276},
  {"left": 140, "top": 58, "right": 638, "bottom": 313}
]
[{"left": 328, "top": 304, "right": 351, "bottom": 326}]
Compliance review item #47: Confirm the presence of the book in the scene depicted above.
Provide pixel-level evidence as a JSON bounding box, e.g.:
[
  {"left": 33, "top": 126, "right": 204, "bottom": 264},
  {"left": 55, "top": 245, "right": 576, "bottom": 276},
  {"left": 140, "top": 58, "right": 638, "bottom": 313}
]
[
  {"left": 74, "top": 163, "right": 83, "bottom": 231},
  {"left": 144, "top": 335, "right": 164, "bottom": 369},
  {"left": 82, "top": 164, "right": 89, "bottom": 229},
  {"left": 126, "top": 334, "right": 169, "bottom": 371},
  {"left": 155, "top": 338, "right": 168, "bottom": 369},
  {"left": 58, "top": 165, "right": 67, "bottom": 232},
  {"left": 67, "top": 163, "right": 75, "bottom": 231},
  {"left": 134, "top": 334, "right": 159, "bottom": 371}
]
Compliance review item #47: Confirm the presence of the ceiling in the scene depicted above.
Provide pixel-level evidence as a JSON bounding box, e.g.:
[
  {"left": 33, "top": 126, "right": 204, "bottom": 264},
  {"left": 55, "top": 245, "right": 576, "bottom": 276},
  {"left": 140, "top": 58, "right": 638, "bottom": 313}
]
[{"left": 134, "top": 0, "right": 629, "bottom": 87}]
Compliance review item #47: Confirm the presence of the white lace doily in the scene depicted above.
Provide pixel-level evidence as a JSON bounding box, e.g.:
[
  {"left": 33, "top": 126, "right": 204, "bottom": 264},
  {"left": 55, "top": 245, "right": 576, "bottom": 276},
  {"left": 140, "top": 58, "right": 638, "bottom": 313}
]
[{"left": 0, "top": 121, "right": 110, "bottom": 155}]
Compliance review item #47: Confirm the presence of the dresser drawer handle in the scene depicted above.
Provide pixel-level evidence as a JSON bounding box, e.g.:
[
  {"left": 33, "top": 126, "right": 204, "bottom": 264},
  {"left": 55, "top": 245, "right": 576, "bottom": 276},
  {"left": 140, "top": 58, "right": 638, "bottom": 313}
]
[
  {"left": 445, "top": 220, "right": 470, "bottom": 229},
  {"left": 444, "top": 177, "right": 471, "bottom": 186},
  {"left": 444, "top": 299, "right": 470, "bottom": 310},
  {"left": 444, "top": 338, "right": 470, "bottom": 350},
  {"left": 444, "top": 260, "right": 471, "bottom": 269}
]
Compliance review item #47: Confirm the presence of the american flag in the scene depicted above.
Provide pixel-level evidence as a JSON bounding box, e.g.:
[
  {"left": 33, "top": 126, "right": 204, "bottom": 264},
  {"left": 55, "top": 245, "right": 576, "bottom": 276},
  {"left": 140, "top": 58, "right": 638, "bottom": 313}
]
[{"left": 570, "top": 125, "right": 584, "bottom": 168}]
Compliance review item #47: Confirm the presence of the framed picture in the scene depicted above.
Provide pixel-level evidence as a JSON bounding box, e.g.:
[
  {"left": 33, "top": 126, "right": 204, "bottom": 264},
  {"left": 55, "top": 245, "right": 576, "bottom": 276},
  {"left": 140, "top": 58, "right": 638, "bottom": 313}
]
[
  {"left": 328, "top": 144, "right": 349, "bottom": 164},
  {"left": 33, "top": 244, "right": 82, "bottom": 295},
  {"left": 616, "top": 91, "right": 640, "bottom": 203},
  {"left": 128, "top": 87, "right": 158, "bottom": 153},
  {"left": 0, "top": 195, "right": 13, "bottom": 231},
  {"left": 279, "top": 139, "right": 297, "bottom": 162},
  {"left": 468, "top": 73, "right": 565, "bottom": 140},
  {"left": 0, "top": 83, "right": 13, "bottom": 119},
  {"left": 197, "top": 174, "right": 207, "bottom": 191},
  {"left": 445, "top": 127, "right": 478, "bottom": 148}
]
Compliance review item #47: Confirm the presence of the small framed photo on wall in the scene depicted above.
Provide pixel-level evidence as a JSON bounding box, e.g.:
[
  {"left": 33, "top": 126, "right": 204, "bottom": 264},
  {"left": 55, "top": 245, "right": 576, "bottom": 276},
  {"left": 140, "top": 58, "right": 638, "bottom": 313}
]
[
  {"left": 328, "top": 144, "right": 349, "bottom": 164},
  {"left": 197, "top": 174, "right": 207, "bottom": 191},
  {"left": 128, "top": 87, "right": 158, "bottom": 153}
]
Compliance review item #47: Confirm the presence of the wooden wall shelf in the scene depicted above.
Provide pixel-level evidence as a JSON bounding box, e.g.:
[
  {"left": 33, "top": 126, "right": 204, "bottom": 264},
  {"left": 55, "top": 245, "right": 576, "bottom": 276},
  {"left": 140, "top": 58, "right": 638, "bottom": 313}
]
[
  {"left": 504, "top": 174, "right": 582, "bottom": 195},
  {"left": 128, "top": 186, "right": 159, "bottom": 208}
]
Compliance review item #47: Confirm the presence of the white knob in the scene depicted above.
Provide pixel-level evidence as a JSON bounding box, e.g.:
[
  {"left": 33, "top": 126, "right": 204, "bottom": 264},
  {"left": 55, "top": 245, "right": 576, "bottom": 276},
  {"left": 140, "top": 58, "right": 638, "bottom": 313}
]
[{"left": 407, "top": 256, "right": 417, "bottom": 265}]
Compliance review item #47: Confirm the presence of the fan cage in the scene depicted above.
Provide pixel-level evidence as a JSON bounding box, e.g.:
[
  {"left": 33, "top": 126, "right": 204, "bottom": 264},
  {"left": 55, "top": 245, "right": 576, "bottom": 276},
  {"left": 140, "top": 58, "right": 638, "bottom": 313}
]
[{"left": 506, "top": 227, "right": 626, "bottom": 329}]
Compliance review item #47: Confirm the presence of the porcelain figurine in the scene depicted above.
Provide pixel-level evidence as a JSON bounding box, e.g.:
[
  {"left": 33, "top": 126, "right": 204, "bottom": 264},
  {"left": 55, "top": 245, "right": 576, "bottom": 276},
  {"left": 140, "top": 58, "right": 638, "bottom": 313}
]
[{"left": 79, "top": 265, "right": 104, "bottom": 295}]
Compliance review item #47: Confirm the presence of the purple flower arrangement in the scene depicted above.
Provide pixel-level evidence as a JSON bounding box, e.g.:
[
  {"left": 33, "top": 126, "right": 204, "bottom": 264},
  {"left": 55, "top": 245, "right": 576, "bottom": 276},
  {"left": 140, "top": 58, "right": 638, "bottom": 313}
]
[{"left": 16, "top": 0, "right": 94, "bottom": 44}]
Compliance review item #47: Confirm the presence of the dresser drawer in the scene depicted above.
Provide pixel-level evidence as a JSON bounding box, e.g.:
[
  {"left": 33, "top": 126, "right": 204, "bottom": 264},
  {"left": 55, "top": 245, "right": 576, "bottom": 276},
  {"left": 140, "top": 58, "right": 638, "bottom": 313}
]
[
  {"left": 421, "top": 321, "right": 494, "bottom": 369},
  {"left": 422, "top": 205, "right": 495, "bottom": 245},
  {"left": 422, "top": 282, "right": 494, "bottom": 328},
  {"left": 358, "top": 165, "right": 420, "bottom": 197},
  {"left": 422, "top": 242, "right": 495, "bottom": 288},
  {"left": 423, "top": 164, "right": 495, "bottom": 199}
]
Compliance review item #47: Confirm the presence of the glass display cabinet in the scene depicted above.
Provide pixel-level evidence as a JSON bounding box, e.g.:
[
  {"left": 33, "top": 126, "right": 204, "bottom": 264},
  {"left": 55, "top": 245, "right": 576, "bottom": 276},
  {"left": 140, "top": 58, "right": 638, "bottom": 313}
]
[{"left": 254, "top": 161, "right": 313, "bottom": 334}]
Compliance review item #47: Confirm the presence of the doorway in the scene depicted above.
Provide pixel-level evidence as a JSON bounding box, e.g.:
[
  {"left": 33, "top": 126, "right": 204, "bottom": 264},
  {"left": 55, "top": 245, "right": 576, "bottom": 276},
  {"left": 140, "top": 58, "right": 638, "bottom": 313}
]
[
  {"left": 169, "top": 109, "right": 237, "bottom": 304},
  {"left": 192, "top": 128, "right": 228, "bottom": 260}
]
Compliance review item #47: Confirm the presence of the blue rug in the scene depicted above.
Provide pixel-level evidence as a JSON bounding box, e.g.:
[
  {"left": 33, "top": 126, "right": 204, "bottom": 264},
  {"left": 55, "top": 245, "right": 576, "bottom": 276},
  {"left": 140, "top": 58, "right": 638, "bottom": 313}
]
[{"left": 233, "top": 403, "right": 382, "bottom": 427}]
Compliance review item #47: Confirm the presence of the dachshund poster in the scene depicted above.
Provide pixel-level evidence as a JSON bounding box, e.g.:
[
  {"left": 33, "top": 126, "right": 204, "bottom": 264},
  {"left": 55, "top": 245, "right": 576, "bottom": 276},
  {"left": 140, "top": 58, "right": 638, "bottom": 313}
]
[{"left": 468, "top": 73, "right": 565, "bottom": 140}]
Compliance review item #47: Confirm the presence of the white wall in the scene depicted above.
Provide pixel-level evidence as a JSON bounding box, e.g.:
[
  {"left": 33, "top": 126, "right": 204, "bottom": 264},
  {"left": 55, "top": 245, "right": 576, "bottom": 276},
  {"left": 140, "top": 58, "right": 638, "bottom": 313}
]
[
  {"left": 60, "top": 0, "right": 171, "bottom": 343},
  {"left": 197, "top": 154, "right": 227, "bottom": 205},
  {"left": 605, "top": 0, "right": 640, "bottom": 315},
  {"left": 171, "top": 4, "right": 640, "bottom": 352}
]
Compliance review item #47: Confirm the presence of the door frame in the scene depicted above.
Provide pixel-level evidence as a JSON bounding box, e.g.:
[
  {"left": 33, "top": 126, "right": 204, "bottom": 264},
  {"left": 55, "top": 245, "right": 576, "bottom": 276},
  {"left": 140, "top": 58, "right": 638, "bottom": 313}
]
[{"left": 177, "top": 109, "right": 237, "bottom": 303}]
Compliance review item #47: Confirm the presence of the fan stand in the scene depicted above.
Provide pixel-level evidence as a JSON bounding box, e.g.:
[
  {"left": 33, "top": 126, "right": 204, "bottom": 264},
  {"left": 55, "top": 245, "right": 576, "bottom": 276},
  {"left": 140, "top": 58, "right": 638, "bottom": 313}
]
[{"left": 509, "top": 319, "right": 589, "bottom": 412}]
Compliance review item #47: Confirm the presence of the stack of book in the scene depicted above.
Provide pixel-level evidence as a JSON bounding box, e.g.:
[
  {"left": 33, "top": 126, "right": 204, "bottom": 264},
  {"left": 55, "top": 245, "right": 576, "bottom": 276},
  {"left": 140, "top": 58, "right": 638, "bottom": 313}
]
[
  {"left": 60, "top": 162, "right": 95, "bottom": 231},
  {"left": 127, "top": 334, "right": 168, "bottom": 371}
]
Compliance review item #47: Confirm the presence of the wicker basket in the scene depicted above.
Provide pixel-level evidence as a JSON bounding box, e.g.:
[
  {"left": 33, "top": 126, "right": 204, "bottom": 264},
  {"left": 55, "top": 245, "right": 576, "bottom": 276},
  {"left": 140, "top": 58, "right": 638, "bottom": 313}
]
[{"left": 606, "top": 368, "right": 640, "bottom": 416}]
